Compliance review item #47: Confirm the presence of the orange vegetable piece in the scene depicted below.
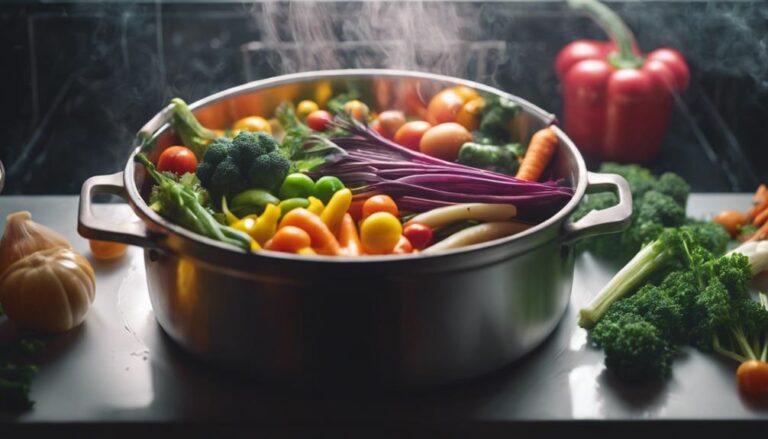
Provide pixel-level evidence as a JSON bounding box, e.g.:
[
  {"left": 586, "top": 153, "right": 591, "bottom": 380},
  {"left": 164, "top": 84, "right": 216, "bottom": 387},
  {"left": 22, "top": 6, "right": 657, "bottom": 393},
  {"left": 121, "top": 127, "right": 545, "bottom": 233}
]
[
  {"left": 713, "top": 210, "right": 748, "bottom": 238},
  {"left": 736, "top": 360, "right": 768, "bottom": 398},
  {"left": 392, "top": 235, "right": 414, "bottom": 254},
  {"left": 278, "top": 208, "right": 341, "bottom": 256},
  {"left": 89, "top": 240, "right": 128, "bottom": 260},
  {"left": 516, "top": 127, "right": 558, "bottom": 182},
  {"left": 337, "top": 214, "right": 363, "bottom": 257},
  {"left": 264, "top": 226, "right": 312, "bottom": 253}
]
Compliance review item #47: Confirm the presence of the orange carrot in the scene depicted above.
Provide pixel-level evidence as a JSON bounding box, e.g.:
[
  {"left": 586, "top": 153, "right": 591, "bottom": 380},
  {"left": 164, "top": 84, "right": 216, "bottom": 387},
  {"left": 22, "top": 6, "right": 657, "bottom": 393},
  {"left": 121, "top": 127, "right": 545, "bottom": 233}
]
[
  {"left": 264, "top": 226, "right": 312, "bottom": 253},
  {"left": 278, "top": 208, "right": 341, "bottom": 256},
  {"left": 746, "top": 184, "right": 768, "bottom": 222},
  {"left": 338, "top": 213, "right": 363, "bottom": 256},
  {"left": 748, "top": 219, "right": 768, "bottom": 242},
  {"left": 754, "top": 208, "right": 768, "bottom": 227},
  {"left": 516, "top": 127, "right": 558, "bottom": 182}
]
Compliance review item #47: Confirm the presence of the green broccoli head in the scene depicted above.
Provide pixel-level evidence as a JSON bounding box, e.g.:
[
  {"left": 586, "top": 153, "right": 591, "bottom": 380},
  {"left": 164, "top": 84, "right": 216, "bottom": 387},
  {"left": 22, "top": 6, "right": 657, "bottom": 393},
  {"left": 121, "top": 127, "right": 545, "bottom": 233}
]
[
  {"left": 457, "top": 142, "right": 520, "bottom": 175},
  {"left": 195, "top": 132, "right": 289, "bottom": 201},
  {"left": 248, "top": 150, "right": 291, "bottom": 192},
  {"left": 209, "top": 156, "right": 247, "bottom": 203},
  {"left": 231, "top": 131, "right": 277, "bottom": 167},
  {"left": 598, "top": 163, "right": 656, "bottom": 199},
  {"left": 592, "top": 313, "right": 673, "bottom": 382},
  {"left": 655, "top": 172, "right": 690, "bottom": 207}
]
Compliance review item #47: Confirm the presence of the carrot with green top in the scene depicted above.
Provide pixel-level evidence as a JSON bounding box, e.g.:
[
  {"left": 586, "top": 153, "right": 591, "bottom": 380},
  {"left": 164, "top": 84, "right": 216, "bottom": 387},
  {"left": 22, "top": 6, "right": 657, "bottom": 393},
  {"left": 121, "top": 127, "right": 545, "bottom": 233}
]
[{"left": 516, "top": 127, "right": 558, "bottom": 182}]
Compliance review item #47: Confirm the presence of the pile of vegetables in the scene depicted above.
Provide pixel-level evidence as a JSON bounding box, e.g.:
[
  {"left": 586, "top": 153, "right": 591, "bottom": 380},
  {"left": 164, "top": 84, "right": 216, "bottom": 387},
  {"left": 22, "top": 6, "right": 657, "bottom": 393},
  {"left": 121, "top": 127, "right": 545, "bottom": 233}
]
[
  {"left": 137, "top": 86, "right": 573, "bottom": 257},
  {"left": 714, "top": 184, "right": 768, "bottom": 241},
  {"left": 575, "top": 166, "right": 768, "bottom": 399}
]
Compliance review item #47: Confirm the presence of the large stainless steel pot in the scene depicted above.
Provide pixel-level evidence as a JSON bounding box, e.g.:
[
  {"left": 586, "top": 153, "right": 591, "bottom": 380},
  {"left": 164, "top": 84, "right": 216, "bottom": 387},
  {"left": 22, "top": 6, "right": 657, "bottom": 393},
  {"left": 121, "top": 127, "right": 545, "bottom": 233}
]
[{"left": 78, "top": 70, "right": 631, "bottom": 388}]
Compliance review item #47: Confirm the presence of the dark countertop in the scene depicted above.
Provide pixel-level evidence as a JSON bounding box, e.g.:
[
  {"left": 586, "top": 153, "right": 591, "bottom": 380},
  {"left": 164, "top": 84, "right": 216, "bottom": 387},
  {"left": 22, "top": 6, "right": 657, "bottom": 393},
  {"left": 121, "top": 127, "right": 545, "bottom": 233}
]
[{"left": 1, "top": 194, "right": 766, "bottom": 434}]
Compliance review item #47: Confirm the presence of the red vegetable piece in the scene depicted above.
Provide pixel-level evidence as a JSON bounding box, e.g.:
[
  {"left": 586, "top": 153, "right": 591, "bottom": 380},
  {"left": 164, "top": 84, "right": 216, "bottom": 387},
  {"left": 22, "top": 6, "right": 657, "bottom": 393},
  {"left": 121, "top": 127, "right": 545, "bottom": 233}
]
[
  {"left": 157, "top": 146, "right": 198, "bottom": 175},
  {"left": 403, "top": 223, "right": 433, "bottom": 250},
  {"left": 306, "top": 110, "right": 333, "bottom": 131}
]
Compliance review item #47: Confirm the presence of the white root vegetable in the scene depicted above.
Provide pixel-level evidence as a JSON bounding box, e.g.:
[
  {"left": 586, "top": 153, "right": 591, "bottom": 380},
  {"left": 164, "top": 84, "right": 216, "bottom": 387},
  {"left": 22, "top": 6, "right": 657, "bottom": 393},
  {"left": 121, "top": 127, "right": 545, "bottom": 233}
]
[
  {"left": 422, "top": 221, "right": 531, "bottom": 254},
  {"left": 727, "top": 240, "right": 768, "bottom": 275},
  {"left": 406, "top": 203, "right": 517, "bottom": 229}
]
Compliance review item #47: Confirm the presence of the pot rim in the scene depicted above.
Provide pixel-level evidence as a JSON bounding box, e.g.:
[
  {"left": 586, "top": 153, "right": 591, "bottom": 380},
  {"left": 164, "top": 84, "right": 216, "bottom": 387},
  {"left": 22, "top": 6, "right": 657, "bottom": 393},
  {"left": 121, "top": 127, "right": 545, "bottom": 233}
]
[{"left": 124, "top": 69, "right": 587, "bottom": 264}]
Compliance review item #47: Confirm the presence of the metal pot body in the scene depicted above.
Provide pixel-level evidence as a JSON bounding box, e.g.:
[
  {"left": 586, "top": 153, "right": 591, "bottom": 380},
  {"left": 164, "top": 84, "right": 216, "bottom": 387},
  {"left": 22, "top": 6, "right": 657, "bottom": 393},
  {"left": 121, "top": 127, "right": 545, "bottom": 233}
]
[{"left": 78, "top": 70, "right": 632, "bottom": 388}]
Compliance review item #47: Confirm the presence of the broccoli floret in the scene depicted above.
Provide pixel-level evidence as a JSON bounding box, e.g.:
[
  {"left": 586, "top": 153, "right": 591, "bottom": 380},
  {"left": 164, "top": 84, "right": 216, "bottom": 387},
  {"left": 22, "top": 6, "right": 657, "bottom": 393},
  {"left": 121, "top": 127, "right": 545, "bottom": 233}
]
[
  {"left": 599, "top": 163, "right": 656, "bottom": 198},
  {"left": 248, "top": 150, "right": 291, "bottom": 191},
  {"left": 477, "top": 95, "right": 520, "bottom": 142},
  {"left": 457, "top": 142, "right": 522, "bottom": 175},
  {"left": 196, "top": 131, "right": 289, "bottom": 202},
  {"left": 592, "top": 313, "right": 673, "bottom": 382},
  {"left": 655, "top": 172, "right": 690, "bottom": 207}
]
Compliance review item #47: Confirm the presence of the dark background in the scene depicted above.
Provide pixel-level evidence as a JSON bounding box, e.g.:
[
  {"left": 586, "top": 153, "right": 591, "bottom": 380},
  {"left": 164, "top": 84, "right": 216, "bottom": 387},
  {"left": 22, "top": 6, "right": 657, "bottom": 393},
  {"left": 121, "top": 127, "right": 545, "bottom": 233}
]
[{"left": 1, "top": 0, "right": 766, "bottom": 195}]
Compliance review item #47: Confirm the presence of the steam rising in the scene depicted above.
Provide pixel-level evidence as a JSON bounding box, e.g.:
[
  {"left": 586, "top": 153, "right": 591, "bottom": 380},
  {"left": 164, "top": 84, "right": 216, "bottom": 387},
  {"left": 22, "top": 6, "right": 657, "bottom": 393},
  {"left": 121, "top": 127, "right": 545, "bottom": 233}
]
[{"left": 248, "top": 1, "right": 505, "bottom": 84}]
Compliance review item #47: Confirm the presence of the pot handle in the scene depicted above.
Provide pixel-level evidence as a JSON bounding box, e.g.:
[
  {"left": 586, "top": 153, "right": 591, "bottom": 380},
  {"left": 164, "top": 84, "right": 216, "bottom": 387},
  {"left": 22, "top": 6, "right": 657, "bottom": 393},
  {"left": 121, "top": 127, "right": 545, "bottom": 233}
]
[
  {"left": 78, "top": 172, "right": 157, "bottom": 248},
  {"left": 561, "top": 172, "right": 632, "bottom": 244}
]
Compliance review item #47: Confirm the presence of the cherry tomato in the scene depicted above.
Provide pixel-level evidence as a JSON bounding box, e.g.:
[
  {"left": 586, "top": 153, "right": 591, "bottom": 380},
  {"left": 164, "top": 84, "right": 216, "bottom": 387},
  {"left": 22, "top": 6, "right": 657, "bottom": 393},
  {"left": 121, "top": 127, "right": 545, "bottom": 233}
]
[
  {"left": 419, "top": 122, "right": 473, "bottom": 161},
  {"left": 89, "top": 240, "right": 128, "bottom": 260},
  {"left": 362, "top": 195, "right": 398, "bottom": 220},
  {"left": 348, "top": 199, "right": 366, "bottom": 223},
  {"left": 403, "top": 223, "right": 433, "bottom": 250},
  {"left": 233, "top": 116, "right": 272, "bottom": 134},
  {"left": 343, "top": 100, "right": 370, "bottom": 121},
  {"left": 394, "top": 121, "right": 432, "bottom": 151},
  {"left": 306, "top": 110, "right": 333, "bottom": 131},
  {"left": 377, "top": 110, "right": 406, "bottom": 138},
  {"left": 279, "top": 173, "right": 315, "bottom": 199},
  {"left": 157, "top": 146, "right": 198, "bottom": 175},
  {"left": 736, "top": 360, "right": 768, "bottom": 398},
  {"left": 313, "top": 176, "right": 345, "bottom": 204},
  {"left": 427, "top": 89, "right": 465, "bottom": 125},
  {"left": 296, "top": 100, "right": 320, "bottom": 119},
  {"left": 360, "top": 212, "right": 402, "bottom": 254}
]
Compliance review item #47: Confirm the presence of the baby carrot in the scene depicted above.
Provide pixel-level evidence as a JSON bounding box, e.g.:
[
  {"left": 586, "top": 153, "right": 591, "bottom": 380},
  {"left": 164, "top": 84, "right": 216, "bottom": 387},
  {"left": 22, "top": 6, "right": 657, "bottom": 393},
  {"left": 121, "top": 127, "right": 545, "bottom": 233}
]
[
  {"left": 278, "top": 208, "right": 341, "bottom": 256},
  {"left": 516, "top": 127, "right": 558, "bottom": 182},
  {"left": 337, "top": 213, "right": 363, "bottom": 256},
  {"left": 264, "top": 225, "right": 312, "bottom": 253}
]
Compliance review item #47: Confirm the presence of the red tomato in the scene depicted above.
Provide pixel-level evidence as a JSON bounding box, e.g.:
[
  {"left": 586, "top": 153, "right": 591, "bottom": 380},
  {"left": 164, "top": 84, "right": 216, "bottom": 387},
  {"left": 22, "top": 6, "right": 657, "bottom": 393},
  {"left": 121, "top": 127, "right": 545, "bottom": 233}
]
[
  {"left": 403, "top": 223, "right": 433, "bottom": 250},
  {"left": 157, "top": 146, "right": 198, "bottom": 175},
  {"left": 362, "top": 195, "right": 399, "bottom": 219},
  {"left": 306, "top": 110, "right": 333, "bottom": 131},
  {"left": 419, "top": 122, "right": 473, "bottom": 161},
  {"left": 394, "top": 121, "right": 432, "bottom": 151}
]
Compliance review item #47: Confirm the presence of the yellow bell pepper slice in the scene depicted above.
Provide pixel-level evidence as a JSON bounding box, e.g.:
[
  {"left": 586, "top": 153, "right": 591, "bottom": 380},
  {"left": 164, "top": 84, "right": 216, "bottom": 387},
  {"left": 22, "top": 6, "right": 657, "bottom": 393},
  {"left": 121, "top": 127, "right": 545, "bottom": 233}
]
[
  {"left": 307, "top": 196, "right": 325, "bottom": 216},
  {"left": 320, "top": 188, "right": 352, "bottom": 233}
]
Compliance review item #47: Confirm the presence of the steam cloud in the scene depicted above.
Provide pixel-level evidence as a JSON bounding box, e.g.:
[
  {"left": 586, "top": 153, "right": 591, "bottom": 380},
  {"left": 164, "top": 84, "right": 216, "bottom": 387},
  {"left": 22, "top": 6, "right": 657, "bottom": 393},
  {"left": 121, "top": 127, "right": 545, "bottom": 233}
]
[{"left": 248, "top": 1, "right": 504, "bottom": 84}]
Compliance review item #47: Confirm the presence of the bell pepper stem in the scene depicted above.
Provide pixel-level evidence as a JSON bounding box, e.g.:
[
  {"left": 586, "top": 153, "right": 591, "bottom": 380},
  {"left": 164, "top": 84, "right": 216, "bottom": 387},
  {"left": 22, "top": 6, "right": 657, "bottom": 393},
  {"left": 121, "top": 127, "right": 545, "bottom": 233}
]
[{"left": 567, "top": 0, "right": 643, "bottom": 69}]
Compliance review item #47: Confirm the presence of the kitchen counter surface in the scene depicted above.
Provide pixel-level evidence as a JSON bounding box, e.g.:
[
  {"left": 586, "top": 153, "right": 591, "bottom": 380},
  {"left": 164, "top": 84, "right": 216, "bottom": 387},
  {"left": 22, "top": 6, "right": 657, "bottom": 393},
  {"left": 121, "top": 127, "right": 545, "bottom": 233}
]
[{"left": 1, "top": 194, "right": 767, "bottom": 428}]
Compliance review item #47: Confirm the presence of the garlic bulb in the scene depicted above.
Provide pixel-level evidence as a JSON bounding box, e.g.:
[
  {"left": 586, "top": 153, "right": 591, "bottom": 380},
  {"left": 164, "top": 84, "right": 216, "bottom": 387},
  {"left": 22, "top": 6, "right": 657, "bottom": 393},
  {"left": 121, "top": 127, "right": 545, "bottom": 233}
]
[
  {"left": 0, "top": 247, "right": 95, "bottom": 333},
  {"left": 0, "top": 211, "right": 71, "bottom": 276}
]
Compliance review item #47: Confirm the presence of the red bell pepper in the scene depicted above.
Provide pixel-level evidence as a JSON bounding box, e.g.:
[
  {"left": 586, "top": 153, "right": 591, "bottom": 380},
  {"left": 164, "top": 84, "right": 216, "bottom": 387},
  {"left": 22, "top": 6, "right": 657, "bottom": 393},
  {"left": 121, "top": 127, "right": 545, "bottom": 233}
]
[{"left": 555, "top": 0, "right": 689, "bottom": 163}]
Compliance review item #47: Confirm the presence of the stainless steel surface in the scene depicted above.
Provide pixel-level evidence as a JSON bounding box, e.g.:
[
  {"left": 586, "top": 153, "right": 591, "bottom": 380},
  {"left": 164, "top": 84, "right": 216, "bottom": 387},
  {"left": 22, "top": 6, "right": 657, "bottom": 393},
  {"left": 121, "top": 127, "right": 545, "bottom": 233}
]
[
  {"left": 5, "top": 195, "right": 768, "bottom": 422},
  {"left": 77, "top": 69, "right": 632, "bottom": 387}
]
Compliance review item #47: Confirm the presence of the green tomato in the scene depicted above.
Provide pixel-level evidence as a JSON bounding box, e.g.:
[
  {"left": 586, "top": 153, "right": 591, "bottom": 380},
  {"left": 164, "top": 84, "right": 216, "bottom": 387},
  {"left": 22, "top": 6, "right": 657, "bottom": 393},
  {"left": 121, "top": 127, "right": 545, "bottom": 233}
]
[
  {"left": 278, "top": 197, "right": 310, "bottom": 217},
  {"left": 313, "top": 176, "right": 345, "bottom": 204},
  {"left": 279, "top": 173, "right": 315, "bottom": 199}
]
